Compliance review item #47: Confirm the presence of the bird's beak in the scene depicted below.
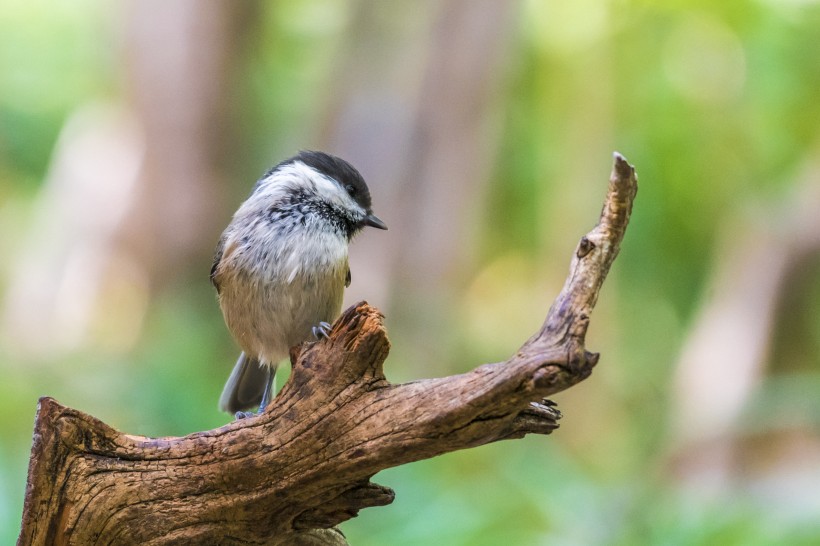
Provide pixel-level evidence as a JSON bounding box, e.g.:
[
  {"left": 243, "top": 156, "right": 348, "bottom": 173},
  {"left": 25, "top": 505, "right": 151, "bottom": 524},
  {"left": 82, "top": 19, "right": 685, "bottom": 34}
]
[{"left": 363, "top": 213, "right": 388, "bottom": 230}]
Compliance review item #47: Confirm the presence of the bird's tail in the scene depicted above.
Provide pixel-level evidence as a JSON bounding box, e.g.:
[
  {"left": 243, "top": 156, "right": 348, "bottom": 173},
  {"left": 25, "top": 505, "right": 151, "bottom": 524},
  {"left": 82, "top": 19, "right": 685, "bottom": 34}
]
[{"left": 219, "top": 352, "right": 277, "bottom": 413}]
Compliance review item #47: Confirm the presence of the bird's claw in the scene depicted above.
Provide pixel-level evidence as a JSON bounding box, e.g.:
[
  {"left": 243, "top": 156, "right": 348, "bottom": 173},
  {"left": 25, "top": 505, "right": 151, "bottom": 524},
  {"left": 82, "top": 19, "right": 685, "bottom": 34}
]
[
  {"left": 234, "top": 411, "right": 255, "bottom": 420},
  {"left": 312, "top": 321, "right": 333, "bottom": 340}
]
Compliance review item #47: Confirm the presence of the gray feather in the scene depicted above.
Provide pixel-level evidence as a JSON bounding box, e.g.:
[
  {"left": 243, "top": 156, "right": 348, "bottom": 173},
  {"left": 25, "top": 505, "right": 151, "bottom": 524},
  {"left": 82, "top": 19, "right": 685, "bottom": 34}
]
[{"left": 219, "top": 352, "right": 277, "bottom": 413}]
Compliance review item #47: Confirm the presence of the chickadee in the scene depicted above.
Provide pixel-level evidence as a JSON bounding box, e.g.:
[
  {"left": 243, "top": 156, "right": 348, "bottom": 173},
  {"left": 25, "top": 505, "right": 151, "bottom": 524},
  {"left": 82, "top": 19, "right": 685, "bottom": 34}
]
[{"left": 211, "top": 151, "right": 387, "bottom": 416}]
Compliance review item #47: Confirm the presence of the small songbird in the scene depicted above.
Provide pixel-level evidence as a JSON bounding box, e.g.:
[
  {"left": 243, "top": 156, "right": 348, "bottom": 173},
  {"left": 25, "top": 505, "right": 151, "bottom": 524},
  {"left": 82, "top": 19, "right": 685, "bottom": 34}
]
[{"left": 211, "top": 151, "right": 387, "bottom": 417}]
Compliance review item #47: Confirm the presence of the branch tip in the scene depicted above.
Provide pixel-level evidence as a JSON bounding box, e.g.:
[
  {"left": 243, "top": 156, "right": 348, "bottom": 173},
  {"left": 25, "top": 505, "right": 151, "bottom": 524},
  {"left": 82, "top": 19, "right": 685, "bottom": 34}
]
[{"left": 612, "top": 151, "right": 633, "bottom": 176}]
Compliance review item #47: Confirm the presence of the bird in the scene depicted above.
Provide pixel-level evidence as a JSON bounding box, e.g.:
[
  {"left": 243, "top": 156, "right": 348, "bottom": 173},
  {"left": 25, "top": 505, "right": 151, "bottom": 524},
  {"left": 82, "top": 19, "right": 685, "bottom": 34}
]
[{"left": 210, "top": 151, "right": 387, "bottom": 417}]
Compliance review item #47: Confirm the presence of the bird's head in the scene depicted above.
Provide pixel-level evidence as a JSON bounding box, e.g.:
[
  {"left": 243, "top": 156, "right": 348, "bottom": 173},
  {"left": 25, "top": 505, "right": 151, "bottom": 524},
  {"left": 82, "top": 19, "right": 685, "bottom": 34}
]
[{"left": 245, "top": 150, "right": 387, "bottom": 239}]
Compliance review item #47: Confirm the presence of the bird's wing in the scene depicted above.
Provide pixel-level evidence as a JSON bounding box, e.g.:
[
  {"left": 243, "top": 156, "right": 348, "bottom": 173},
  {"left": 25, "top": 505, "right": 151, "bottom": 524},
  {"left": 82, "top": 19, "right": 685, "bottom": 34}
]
[
  {"left": 211, "top": 234, "right": 241, "bottom": 294},
  {"left": 210, "top": 234, "right": 227, "bottom": 293}
]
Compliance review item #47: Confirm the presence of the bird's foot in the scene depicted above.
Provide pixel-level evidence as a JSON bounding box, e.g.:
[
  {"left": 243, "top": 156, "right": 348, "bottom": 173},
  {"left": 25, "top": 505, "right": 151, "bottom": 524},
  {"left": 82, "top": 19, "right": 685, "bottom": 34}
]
[
  {"left": 311, "top": 321, "right": 333, "bottom": 339},
  {"left": 234, "top": 411, "right": 255, "bottom": 420}
]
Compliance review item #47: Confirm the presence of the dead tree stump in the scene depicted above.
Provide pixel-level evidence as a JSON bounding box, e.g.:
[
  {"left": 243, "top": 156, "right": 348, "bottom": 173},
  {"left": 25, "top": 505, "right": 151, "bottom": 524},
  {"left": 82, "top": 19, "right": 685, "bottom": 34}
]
[{"left": 19, "top": 153, "right": 638, "bottom": 545}]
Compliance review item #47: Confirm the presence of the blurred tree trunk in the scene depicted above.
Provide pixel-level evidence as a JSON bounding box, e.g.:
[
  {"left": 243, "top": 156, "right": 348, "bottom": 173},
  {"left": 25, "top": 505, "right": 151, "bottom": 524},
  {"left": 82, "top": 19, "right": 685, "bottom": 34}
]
[
  {"left": 668, "top": 154, "right": 820, "bottom": 500},
  {"left": 121, "top": 0, "right": 255, "bottom": 278},
  {"left": 318, "top": 0, "right": 517, "bottom": 375}
]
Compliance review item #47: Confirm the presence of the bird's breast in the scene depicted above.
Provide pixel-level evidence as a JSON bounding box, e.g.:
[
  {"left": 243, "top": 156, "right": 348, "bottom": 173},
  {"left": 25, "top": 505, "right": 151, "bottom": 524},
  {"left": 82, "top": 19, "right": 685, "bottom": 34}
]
[{"left": 216, "top": 227, "right": 349, "bottom": 363}]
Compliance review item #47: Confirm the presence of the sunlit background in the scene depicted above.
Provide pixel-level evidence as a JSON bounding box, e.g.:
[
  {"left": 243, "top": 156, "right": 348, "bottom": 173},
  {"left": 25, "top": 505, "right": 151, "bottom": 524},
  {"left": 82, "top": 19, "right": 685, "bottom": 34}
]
[{"left": 2, "top": 0, "right": 819, "bottom": 543}]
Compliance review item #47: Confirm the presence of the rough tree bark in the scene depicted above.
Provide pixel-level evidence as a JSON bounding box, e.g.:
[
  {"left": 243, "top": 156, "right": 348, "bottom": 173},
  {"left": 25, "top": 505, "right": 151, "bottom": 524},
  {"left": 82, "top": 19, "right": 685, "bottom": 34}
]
[{"left": 18, "top": 154, "right": 637, "bottom": 546}]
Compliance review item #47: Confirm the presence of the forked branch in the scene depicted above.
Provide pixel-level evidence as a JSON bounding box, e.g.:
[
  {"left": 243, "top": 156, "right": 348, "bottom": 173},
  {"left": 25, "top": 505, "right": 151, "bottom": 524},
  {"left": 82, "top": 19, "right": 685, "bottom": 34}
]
[{"left": 19, "top": 153, "right": 637, "bottom": 546}]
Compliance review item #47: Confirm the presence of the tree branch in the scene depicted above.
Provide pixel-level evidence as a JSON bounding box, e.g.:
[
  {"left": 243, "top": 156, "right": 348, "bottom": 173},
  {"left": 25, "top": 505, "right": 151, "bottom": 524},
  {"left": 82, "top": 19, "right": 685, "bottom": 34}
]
[{"left": 19, "top": 153, "right": 637, "bottom": 546}]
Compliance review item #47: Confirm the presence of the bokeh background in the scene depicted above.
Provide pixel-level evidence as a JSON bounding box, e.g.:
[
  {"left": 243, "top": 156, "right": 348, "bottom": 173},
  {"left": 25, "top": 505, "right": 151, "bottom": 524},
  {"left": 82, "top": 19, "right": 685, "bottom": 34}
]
[{"left": 2, "top": 0, "right": 819, "bottom": 543}]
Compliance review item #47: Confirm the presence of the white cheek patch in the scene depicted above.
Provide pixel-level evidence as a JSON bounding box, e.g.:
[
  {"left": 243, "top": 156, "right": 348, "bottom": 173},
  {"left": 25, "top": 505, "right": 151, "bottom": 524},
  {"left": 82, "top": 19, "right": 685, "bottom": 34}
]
[
  {"left": 311, "top": 172, "right": 339, "bottom": 196},
  {"left": 300, "top": 164, "right": 367, "bottom": 217}
]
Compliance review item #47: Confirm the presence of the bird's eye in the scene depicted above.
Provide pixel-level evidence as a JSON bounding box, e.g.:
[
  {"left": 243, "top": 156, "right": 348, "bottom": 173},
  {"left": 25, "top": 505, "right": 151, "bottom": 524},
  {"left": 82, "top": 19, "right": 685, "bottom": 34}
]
[{"left": 345, "top": 184, "right": 357, "bottom": 196}]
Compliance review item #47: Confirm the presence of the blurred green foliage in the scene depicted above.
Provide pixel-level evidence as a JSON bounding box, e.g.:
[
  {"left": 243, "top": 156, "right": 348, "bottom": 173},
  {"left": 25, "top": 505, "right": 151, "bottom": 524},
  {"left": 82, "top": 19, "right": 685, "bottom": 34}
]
[
  {"left": 0, "top": 0, "right": 116, "bottom": 193},
  {"left": 2, "top": 0, "right": 819, "bottom": 544}
]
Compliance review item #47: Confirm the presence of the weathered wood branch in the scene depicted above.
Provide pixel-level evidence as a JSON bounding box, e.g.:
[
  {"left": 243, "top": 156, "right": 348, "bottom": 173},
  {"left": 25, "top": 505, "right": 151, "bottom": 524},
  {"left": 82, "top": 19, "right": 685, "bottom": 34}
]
[{"left": 19, "top": 153, "right": 637, "bottom": 545}]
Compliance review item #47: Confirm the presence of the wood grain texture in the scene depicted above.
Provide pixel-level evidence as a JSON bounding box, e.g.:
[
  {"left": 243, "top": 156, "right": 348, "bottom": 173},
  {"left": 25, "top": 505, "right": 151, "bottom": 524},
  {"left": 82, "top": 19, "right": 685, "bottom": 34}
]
[{"left": 19, "top": 154, "right": 637, "bottom": 546}]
